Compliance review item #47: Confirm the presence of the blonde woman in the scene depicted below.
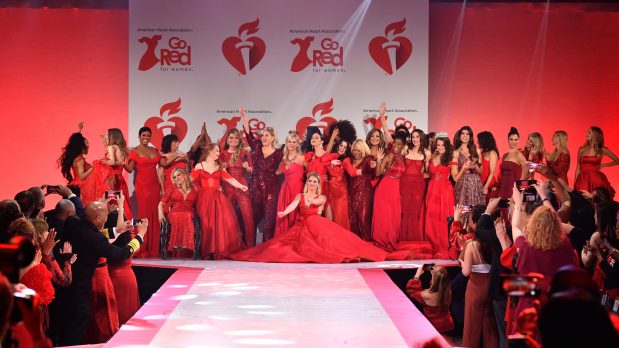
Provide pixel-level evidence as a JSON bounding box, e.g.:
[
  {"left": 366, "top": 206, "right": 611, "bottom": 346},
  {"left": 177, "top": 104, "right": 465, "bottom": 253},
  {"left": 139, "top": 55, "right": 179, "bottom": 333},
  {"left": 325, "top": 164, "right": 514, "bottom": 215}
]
[
  {"left": 349, "top": 139, "right": 376, "bottom": 240},
  {"left": 275, "top": 131, "right": 305, "bottom": 236},
  {"left": 102, "top": 128, "right": 132, "bottom": 218},
  {"left": 545, "top": 130, "right": 570, "bottom": 184},
  {"left": 159, "top": 168, "right": 197, "bottom": 255},
  {"left": 574, "top": 127, "right": 619, "bottom": 197},
  {"left": 523, "top": 132, "right": 545, "bottom": 179},
  {"left": 230, "top": 173, "right": 392, "bottom": 263}
]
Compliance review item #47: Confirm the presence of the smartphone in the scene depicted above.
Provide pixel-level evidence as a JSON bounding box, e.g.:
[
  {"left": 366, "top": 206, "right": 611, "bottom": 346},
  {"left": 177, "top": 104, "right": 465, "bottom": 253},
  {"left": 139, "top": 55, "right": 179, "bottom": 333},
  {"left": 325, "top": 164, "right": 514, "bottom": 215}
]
[
  {"left": 105, "top": 190, "right": 121, "bottom": 199},
  {"left": 130, "top": 218, "right": 142, "bottom": 226},
  {"left": 499, "top": 198, "right": 510, "bottom": 208},
  {"left": 461, "top": 205, "right": 472, "bottom": 213},
  {"left": 422, "top": 263, "right": 435, "bottom": 271},
  {"left": 516, "top": 179, "right": 537, "bottom": 191},
  {"left": 46, "top": 185, "right": 59, "bottom": 194},
  {"left": 527, "top": 162, "right": 542, "bottom": 173}
]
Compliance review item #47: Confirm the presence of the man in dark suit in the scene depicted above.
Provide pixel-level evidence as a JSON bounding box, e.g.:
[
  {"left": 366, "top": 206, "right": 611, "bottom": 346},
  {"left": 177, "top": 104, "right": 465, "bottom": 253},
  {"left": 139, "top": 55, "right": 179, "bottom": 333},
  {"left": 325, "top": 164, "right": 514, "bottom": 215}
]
[{"left": 57, "top": 201, "right": 147, "bottom": 346}]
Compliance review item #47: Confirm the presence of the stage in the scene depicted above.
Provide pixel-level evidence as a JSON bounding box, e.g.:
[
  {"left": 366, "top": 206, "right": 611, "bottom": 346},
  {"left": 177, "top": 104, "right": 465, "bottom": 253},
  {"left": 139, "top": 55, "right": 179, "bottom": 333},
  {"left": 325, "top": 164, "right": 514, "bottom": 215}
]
[{"left": 100, "top": 259, "right": 457, "bottom": 347}]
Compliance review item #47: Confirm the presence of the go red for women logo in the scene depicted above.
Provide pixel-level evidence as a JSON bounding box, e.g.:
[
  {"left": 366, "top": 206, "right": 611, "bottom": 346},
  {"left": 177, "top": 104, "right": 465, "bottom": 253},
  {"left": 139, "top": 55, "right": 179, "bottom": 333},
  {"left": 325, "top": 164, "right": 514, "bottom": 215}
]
[
  {"left": 143, "top": 98, "right": 189, "bottom": 147},
  {"left": 295, "top": 98, "right": 338, "bottom": 137},
  {"left": 221, "top": 18, "right": 267, "bottom": 75},
  {"left": 217, "top": 113, "right": 266, "bottom": 149},
  {"left": 290, "top": 37, "right": 344, "bottom": 72},
  {"left": 138, "top": 35, "right": 193, "bottom": 71},
  {"left": 368, "top": 18, "right": 413, "bottom": 75}
]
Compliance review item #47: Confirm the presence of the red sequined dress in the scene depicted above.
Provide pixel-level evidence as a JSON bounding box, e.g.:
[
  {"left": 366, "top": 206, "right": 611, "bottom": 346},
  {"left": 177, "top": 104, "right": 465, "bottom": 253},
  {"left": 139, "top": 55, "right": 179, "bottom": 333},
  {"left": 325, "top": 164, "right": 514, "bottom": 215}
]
[
  {"left": 372, "top": 155, "right": 405, "bottom": 252},
  {"left": 349, "top": 157, "right": 375, "bottom": 241},
  {"left": 327, "top": 157, "right": 358, "bottom": 229},
  {"left": 220, "top": 149, "right": 255, "bottom": 246}
]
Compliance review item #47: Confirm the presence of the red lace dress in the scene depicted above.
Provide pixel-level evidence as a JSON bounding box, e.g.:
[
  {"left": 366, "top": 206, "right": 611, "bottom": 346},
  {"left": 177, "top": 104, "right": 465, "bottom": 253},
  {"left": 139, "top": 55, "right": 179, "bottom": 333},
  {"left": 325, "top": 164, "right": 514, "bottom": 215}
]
[
  {"left": 70, "top": 155, "right": 111, "bottom": 206},
  {"left": 220, "top": 149, "right": 255, "bottom": 246},
  {"left": 327, "top": 157, "right": 358, "bottom": 229},
  {"left": 424, "top": 161, "right": 455, "bottom": 258},
  {"left": 192, "top": 168, "right": 243, "bottom": 259},
  {"left": 400, "top": 159, "right": 426, "bottom": 241},
  {"left": 129, "top": 150, "right": 161, "bottom": 257},
  {"left": 161, "top": 187, "right": 197, "bottom": 252},
  {"left": 575, "top": 155, "right": 615, "bottom": 198},
  {"left": 372, "top": 156, "right": 405, "bottom": 252},
  {"left": 230, "top": 194, "right": 390, "bottom": 263},
  {"left": 406, "top": 278, "right": 454, "bottom": 333},
  {"left": 84, "top": 257, "right": 119, "bottom": 344},
  {"left": 546, "top": 152, "right": 570, "bottom": 184},
  {"left": 349, "top": 157, "right": 375, "bottom": 241},
  {"left": 275, "top": 162, "right": 305, "bottom": 236}
]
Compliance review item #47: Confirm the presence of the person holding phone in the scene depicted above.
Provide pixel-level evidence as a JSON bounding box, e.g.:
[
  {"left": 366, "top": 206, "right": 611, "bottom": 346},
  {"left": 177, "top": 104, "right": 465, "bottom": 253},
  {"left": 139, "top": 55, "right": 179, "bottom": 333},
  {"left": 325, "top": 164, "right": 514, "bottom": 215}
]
[
  {"left": 219, "top": 128, "right": 255, "bottom": 246},
  {"left": 406, "top": 265, "right": 454, "bottom": 333}
]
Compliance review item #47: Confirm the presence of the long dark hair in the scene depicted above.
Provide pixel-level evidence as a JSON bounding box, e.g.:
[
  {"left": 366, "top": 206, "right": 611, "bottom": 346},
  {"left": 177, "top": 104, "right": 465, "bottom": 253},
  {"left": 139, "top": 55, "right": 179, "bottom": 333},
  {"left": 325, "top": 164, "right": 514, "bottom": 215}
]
[
  {"left": 331, "top": 139, "right": 352, "bottom": 161},
  {"left": 410, "top": 129, "right": 429, "bottom": 161},
  {"left": 58, "top": 132, "right": 88, "bottom": 182},
  {"left": 434, "top": 137, "right": 453, "bottom": 166},
  {"left": 453, "top": 126, "right": 478, "bottom": 161},
  {"left": 596, "top": 202, "right": 619, "bottom": 248},
  {"left": 302, "top": 126, "right": 323, "bottom": 153},
  {"left": 477, "top": 131, "right": 499, "bottom": 156}
]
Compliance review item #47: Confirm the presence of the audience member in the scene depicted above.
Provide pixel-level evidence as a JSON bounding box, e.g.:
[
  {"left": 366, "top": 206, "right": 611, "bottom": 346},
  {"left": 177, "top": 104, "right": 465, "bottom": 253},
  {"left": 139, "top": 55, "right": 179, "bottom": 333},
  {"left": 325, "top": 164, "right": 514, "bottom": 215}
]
[{"left": 406, "top": 265, "right": 454, "bottom": 333}]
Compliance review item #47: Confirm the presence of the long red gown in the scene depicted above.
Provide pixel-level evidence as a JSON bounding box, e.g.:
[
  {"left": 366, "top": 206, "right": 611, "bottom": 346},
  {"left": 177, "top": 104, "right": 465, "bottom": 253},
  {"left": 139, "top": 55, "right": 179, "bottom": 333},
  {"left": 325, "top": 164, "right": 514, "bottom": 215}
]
[
  {"left": 546, "top": 152, "right": 570, "bottom": 184},
  {"left": 160, "top": 187, "right": 197, "bottom": 252},
  {"left": 372, "top": 156, "right": 405, "bottom": 252},
  {"left": 327, "top": 157, "right": 357, "bottom": 229},
  {"left": 349, "top": 157, "right": 374, "bottom": 241},
  {"left": 424, "top": 161, "right": 455, "bottom": 259},
  {"left": 220, "top": 149, "right": 255, "bottom": 246},
  {"left": 574, "top": 155, "right": 615, "bottom": 198},
  {"left": 245, "top": 127, "right": 283, "bottom": 241},
  {"left": 129, "top": 150, "right": 161, "bottom": 257},
  {"left": 192, "top": 168, "right": 243, "bottom": 259},
  {"left": 275, "top": 161, "right": 305, "bottom": 236},
  {"left": 230, "top": 195, "right": 390, "bottom": 263},
  {"left": 399, "top": 158, "right": 426, "bottom": 241}
]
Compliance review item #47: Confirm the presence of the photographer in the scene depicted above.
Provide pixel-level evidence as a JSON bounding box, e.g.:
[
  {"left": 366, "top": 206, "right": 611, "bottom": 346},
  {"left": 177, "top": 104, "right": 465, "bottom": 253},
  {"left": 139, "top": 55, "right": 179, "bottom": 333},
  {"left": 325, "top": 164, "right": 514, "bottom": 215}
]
[{"left": 406, "top": 265, "right": 454, "bottom": 333}]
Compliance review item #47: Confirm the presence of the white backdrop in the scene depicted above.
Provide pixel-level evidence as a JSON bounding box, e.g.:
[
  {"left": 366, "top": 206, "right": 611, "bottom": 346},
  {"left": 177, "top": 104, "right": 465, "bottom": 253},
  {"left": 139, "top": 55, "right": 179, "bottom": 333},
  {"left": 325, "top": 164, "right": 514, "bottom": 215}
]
[{"left": 129, "top": 0, "right": 428, "bottom": 150}]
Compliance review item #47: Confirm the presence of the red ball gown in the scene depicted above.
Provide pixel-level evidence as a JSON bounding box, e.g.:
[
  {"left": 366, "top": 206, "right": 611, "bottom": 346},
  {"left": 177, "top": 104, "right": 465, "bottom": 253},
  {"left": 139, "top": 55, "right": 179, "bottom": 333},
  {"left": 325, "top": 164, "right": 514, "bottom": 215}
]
[
  {"left": 230, "top": 194, "right": 390, "bottom": 263},
  {"left": 129, "top": 150, "right": 161, "bottom": 257},
  {"left": 327, "top": 157, "right": 357, "bottom": 229},
  {"left": 372, "top": 156, "right": 405, "bottom": 252},
  {"left": 399, "top": 158, "right": 426, "bottom": 241},
  {"left": 275, "top": 161, "right": 305, "bottom": 236},
  {"left": 160, "top": 187, "right": 197, "bottom": 252},
  {"left": 575, "top": 155, "right": 615, "bottom": 198},
  {"left": 423, "top": 161, "right": 455, "bottom": 258},
  {"left": 220, "top": 149, "right": 255, "bottom": 246},
  {"left": 349, "top": 157, "right": 374, "bottom": 241},
  {"left": 192, "top": 167, "right": 243, "bottom": 259}
]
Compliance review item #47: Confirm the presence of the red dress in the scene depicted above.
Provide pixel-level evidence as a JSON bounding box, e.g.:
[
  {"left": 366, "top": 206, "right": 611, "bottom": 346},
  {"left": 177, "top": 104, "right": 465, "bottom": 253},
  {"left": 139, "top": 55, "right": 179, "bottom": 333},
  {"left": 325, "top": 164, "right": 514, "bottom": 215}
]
[
  {"left": 129, "top": 150, "right": 161, "bottom": 257},
  {"left": 162, "top": 160, "right": 187, "bottom": 193},
  {"left": 220, "top": 149, "right": 255, "bottom": 246},
  {"left": 424, "top": 161, "right": 455, "bottom": 258},
  {"left": 546, "top": 152, "right": 570, "bottom": 184},
  {"left": 349, "top": 157, "right": 375, "bottom": 241},
  {"left": 305, "top": 151, "right": 336, "bottom": 198},
  {"left": 192, "top": 168, "right": 243, "bottom": 259},
  {"left": 400, "top": 159, "right": 426, "bottom": 241},
  {"left": 406, "top": 278, "right": 454, "bottom": 333},
  {"left": 108, "top": 254, "right": 140, "bottom": 326},
  {"left": 230, "top": 195, "right": 390, "bottom": 263},
  {"left": 574, "top": 155, "right": 615, "bottom": 198},
  {"left": 372, "top": 156, "right": 405, "bottom": 252},
  {"left": 70, "top": 155, "right": 111, "bottom": 206},
  {"left": 275, "top": 162, "right": 305, "bottom": 236},
  {"left": 102, "top": 154, "right": 132, "bottom": 220},
  {"left": 160, "top": 187, "right": 197, "bottom": 252},
  {"left": 84, "top": 258, "right": 119, "bottom": 344},
  {"left": 480, "top": 155, "right": 498, "bottom": 200},
  {"left": 327, "top": 157, "right": 357, "bottom": 229}
]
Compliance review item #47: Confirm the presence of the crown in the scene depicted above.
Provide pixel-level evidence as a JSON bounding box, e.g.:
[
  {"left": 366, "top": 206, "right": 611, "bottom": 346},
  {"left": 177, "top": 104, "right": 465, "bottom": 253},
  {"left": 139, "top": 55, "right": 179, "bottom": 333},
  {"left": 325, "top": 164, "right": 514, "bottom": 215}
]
[{"left": 436, "top": 131, "right": 448, "bottom": 138}]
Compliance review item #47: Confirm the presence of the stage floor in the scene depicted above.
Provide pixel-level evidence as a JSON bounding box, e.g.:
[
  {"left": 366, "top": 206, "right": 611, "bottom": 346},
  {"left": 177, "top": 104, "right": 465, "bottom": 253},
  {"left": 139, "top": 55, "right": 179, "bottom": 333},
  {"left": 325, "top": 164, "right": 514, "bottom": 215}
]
[{"left": 104, "top": 259, "right": 457, "bottom": 347}]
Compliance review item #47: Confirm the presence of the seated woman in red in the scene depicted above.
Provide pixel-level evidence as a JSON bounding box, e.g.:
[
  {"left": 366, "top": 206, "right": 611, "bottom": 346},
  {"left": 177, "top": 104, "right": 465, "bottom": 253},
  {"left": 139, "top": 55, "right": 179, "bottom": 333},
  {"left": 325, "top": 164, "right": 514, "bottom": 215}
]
[
  {"left": 230, "top": 173, "right": 392, "bottom": 263},
  {"left": 406, "top": 265, "right": 454, "bottom": 333}
]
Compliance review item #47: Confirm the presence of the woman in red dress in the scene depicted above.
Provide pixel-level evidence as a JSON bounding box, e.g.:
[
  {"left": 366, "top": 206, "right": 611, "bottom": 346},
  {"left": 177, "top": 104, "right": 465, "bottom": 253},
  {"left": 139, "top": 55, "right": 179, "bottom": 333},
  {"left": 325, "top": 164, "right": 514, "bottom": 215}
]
[
  {"left": 327, "top": 139, "right": 360, "bottom": 229},
  {"left": 125, "top": 126, "right": 161, "bottom": 258},
  {"left": 522, "top": 132, "right": 545, "bottom": 179},
  {"left": 477, "top": 131, "right": 499, "bottom": 199},
  {"left": 365, "top": 103, "right": 393, "bottom": 187},
  {"left": 241, "top": 108, "right": 283, "bottom": 242},
  {"left": 193, "top": 143, "right": 248, "bottom": 259},
  {"left": 400, "top": 129, "right": 430, "bottom": 241},
  {"left": 101, "top": 128, "right": 132, "bottom": 219},
  {"left": 349, "top": 140, "right": 376, "bottom": 241},
  {"left": 545, "top": 130, "right": 570, "bottom": 184},
  {"left": 230, "top": 173, "right": 391, "bottom": 263},
  {"left": 574, "top": 127, "right": 618, "bottom": 198},
  {"left": 219, "top": 128, "right": 255, "bottom": 246},
  {"left": 302, "top": 127, "right": 338, "bottom": 218},
  {"left": 406, "top": 265, "right": 454, "bottom": 333},
  {"left": 424, "top": 135, "right": 456, "bottom": 259},
  {"left": 160, "top": 134, "right": 189, "bottom": 194},
  {"left": 372, "top": 135, "right": 406, "bottom": 252},
  {"left": 498, "top": 127, "right": 528, "bottom": 221},
  {"left": 275, "top": 131, "right": 305, "bottom": 236},
  {"left": 159, "top": 168, "right": 197, "bottom": 255}
]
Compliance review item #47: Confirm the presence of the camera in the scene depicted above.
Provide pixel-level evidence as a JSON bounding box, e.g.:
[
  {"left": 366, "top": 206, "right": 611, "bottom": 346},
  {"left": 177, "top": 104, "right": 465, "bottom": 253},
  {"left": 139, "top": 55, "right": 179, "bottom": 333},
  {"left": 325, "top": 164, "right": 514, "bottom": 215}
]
[
  {"left": 501, "top": 273, "right": 543, "bottom": 297},
  {"left": 0, "top": 236, "right": 36, "bottom": 284},
  {"left": 516, "top": 180, "right": 538, "bottom": 203},
  {"left": 104, "top": 190, "right": 121, "bottom": 199},
  {"left": 422, "top": 263, "right": 435, "bottom": 271},
  {"left": 45, "top": 185, "right": 59, "bottom": 194},
  {"left": 130, "top": 218, "right": 143, "bottom": 226},
  {"left": 499, "top": 198, "right": 510, "bottom": 208},
  {"left": 527, "top": 162, "right": 542, "bottom": 173}
]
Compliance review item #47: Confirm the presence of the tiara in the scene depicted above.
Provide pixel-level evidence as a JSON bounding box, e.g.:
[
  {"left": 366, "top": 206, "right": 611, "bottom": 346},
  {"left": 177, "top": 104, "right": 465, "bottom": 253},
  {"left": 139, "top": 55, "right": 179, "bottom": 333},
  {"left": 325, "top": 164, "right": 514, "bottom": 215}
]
[{"left": 436, "top": 131, "right": 448, "bottom": 138}]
